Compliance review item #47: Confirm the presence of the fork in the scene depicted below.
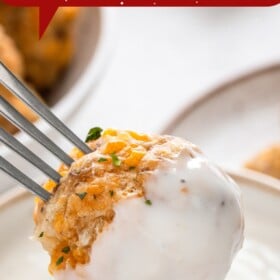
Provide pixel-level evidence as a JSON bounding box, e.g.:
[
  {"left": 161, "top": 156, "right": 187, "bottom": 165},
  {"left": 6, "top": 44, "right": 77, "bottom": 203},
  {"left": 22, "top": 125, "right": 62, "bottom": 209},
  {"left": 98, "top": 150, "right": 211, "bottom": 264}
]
[{"left": 0, "top": 62, "right": 92, "bottom": 201}]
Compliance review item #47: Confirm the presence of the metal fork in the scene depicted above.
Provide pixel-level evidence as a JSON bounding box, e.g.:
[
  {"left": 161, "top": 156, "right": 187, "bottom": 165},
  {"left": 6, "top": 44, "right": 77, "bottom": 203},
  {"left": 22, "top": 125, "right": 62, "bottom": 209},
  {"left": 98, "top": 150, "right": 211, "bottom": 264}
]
[{"left": 0, "top": 62, "right": 92, "bottom": 201}]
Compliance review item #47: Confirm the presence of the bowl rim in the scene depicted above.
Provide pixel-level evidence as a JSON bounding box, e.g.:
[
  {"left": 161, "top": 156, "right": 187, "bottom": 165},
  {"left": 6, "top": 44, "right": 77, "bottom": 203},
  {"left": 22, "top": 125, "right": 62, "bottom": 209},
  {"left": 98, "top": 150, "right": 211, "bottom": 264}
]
[
  {"left": 162, "top": 63, "right": 280, "bottom": 185},
  {"left": 51, "top": 8, "right": 118, "bottom": 122}
]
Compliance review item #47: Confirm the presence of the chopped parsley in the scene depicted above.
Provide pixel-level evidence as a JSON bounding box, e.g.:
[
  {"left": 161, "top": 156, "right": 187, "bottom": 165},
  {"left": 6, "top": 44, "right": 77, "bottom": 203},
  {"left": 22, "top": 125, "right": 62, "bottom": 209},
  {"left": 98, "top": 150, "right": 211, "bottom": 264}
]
[
  {"left": 56, "top": 256, "right": 64, "bottom": 266},
  {"left": 39, "top": 232, "right": 44, "bottom": 238},
  {"left": 145, "top": 199, "right": 152, "bottom": 206},
  {"left": 85, "top": 127, "right": 103, "bottom": 142},
  {"left": 98, "top": 157, "right": 107, "bottom": 163},
  {"left": 110, "top": 153, "right": 121, "bottom": 167},
  {"left": 109, "top": 190, "right": 114, "bottom": 197},
  {"left": 75, "top": 192, "right": 87, "bottom": 200},
  {"left": 61, "top": 246, "right": 70, "bottom": 254}
]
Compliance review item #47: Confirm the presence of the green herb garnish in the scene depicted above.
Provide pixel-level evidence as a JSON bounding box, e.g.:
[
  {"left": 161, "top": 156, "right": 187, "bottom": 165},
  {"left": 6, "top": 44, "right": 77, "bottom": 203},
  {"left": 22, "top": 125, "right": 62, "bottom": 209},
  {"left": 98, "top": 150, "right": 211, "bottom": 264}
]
[
  {"left": 98, "top": 157, "right": 107, "bottom": 163},
  {"left": 75, "top": 192, "right": 87, "bottom": 200},
  {"left": 129, "top": 166, "right": 136, "bottom": 170},
  {"left": 110, "top": 153, "right": 121, "bottom": 167},
  {"left": 109, "top": 190, "right": 114, "bottom": 197},
  {"left": 85, "top": 127, "right": 103, "bottom": 143},
  {"left": 56, "top": 256, "right": 64, "bottom": 266},
  {"left": 145, "top": 199, "right": 152, "bottom": 206},
  {"left": 61, "top": 246, "right": 70, "bottom": 254},
  {"left": 39, "top": 232, "right": 44, "bottom": 238}
]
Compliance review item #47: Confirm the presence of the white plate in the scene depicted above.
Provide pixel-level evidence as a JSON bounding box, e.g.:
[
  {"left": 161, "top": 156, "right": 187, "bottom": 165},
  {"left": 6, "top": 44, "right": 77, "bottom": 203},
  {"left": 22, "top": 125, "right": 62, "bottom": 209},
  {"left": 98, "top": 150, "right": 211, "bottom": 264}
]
[
  {"left": 163, "top": 64, "right": 280, "bottom": 175},
  {"left": 1, "top": 8, "right": 117, "bottom": 192},
  {"left": 0, "top": 173, "right": 279, "bottom": 279}
]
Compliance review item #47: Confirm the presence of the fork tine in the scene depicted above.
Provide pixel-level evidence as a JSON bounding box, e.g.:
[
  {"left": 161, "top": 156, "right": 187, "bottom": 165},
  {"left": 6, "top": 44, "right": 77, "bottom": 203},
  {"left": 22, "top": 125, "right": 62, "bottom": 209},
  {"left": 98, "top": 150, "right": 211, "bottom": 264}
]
[
  {"left": 0, "top": 156, "right": 51, "bottom": 201},
  {"left": 0, "top": 62, "right": 92, "bottom": 154},
  {"left": 0, "top": 96, "right": 73, "bottom": 166},
  {"left": 0, "top": 128, "right": 61, "bottom": 183}
]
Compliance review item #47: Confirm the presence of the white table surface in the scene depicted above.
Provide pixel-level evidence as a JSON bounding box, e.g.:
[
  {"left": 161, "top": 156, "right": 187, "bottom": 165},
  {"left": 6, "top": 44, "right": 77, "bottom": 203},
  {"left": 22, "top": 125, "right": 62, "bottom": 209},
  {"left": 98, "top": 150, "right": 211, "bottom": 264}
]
[{"left": 66, "top": 7, "right": 280, "bottom": 137}]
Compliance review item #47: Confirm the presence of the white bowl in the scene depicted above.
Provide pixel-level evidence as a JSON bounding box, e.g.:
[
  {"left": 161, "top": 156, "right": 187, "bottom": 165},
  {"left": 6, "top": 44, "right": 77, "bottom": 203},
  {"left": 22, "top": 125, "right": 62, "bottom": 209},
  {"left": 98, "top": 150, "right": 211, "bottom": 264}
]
[{"left": 1, "top": 8, "right": 117, "bottom": 192}]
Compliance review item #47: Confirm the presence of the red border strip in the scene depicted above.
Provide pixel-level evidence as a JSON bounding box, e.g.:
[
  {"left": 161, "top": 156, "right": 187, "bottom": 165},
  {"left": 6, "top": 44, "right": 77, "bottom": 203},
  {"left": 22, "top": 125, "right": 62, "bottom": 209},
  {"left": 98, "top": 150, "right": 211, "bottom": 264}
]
[
  {"left": 3, "top": 0, "right": 279, "bottom": 37},
  {"left": 3, "top": 0, "right": 280, "bottom": 6}
]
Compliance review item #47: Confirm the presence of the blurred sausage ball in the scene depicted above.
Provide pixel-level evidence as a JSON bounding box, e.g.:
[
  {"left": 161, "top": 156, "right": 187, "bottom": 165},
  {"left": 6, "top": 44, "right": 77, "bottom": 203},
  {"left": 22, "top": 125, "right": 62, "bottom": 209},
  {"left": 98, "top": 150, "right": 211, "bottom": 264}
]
[
  {"left": 0, "top": 6, "right": 79, "bottom": 92},
  {"left": 0, "top": 25, "right": 37, "bottom": 134}
]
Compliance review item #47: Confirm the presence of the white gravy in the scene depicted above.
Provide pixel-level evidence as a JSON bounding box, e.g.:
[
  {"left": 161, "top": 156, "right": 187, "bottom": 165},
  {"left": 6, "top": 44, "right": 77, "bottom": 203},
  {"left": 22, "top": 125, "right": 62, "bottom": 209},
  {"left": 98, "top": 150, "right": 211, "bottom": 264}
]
[{"left": 55, "top": 155, "right": 244, "bottom": 280}]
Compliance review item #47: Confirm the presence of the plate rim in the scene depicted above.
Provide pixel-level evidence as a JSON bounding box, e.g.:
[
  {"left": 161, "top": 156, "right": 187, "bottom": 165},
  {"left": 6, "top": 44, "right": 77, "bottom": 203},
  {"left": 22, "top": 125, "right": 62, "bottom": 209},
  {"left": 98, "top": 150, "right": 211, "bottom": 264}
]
[
  {"left": 162, "top": 63, "right": 280, "bottom": 186},
  {"left": 228, "top": 169, "right": 280, "bottom": 196},
  {"left": 0, "top": 188, "right": 30, "bottom": 211},
  {"left": 162, "top": 63, "right": 280, "bottom": 135}
]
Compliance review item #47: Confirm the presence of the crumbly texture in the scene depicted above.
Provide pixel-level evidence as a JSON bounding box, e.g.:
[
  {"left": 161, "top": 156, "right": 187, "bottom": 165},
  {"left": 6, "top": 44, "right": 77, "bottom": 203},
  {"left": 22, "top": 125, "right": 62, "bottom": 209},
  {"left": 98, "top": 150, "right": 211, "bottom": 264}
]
[
  {"left": 34, "top": 129, "right": 195, "bottom": 273},
  {"left": 0, "top": 25, "right": 37, "bottom": 134},
  {"left": 0, "top": 6, "right": 79, "bottom": 92},
  {"left": 245, "top": 145, "right": 280, "bottom": 179}
]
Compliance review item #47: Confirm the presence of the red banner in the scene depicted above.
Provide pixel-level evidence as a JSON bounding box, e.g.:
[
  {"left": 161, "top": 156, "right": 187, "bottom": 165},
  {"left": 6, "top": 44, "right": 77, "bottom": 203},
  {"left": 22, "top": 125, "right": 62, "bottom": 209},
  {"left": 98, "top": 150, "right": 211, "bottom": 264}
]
[{"left": 3, "top": 0, "right": 280, "bottom": 37}]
